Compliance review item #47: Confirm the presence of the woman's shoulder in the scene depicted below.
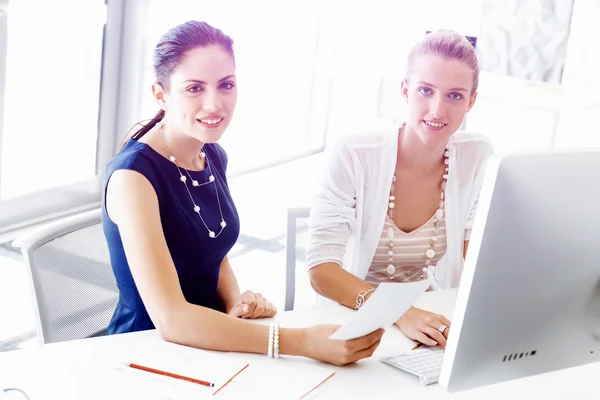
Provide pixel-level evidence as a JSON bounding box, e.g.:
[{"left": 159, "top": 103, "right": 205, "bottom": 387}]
[
  {"left": 104, "top": 140, "right": 172, "bottom": 195},
  {"left": 330, "top": 120, "right": 398, "bottom": 157},
  {"left": 107, "top": 139, "right": 159, "bottom": 173},
  {"left": 449, "top": 132, "right": 494, "bottom": 158},
  {"left": 450, "top": 133, "right": 495, "bottom": 185},
  {"left": 206, "top": 142, "right": 229, "bottom": 172}
]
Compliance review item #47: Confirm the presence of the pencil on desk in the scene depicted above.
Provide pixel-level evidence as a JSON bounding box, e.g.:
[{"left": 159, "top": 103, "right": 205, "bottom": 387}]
[
  {"left": 212, "top": 363, "right": 250, "bottom": 396},
  {"left": 128, "top": 363, "right": 215, "bottom": 387},
  {"left": 412, "top": 343, "right": 423, "bottom": 350}
]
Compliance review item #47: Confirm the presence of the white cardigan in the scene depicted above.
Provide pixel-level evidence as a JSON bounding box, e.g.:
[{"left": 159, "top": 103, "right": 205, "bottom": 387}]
[{"left": 306, "top": 123, "right": 493, "bottom": 296}]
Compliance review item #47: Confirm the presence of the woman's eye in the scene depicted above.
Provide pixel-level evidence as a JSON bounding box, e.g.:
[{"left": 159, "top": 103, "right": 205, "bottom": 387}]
[
  {"left": 419, "top": 88, "right": 432, "bottom": 95},
  {"left": 221, "top": 82, "right": 235, "bottom": 90},
  {"left": 449, "top": 92, "right": 464, "bottom": 100},
  {"left": 187, "top": 85, "right": 202, "bottom": 93}
]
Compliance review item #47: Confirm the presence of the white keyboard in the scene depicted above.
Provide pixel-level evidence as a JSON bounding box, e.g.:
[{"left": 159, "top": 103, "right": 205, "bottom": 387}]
[{"left": 380, "top": 347, "right": 445, "bottom": 386}]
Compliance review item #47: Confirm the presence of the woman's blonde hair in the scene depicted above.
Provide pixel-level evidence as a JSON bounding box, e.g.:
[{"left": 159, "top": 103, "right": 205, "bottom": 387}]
[{"left": 405, "top": 29, "right": 479, "bottom": 94}]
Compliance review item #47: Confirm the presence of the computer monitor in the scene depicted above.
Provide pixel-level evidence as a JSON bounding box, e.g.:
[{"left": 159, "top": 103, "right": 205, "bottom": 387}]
[{"left": 439, "top": 148, "right": 600, "bottom": 392}]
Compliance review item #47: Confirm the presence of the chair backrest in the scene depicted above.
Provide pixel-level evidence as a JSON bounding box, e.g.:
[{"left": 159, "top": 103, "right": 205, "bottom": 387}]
[
  {"left": 284, "top": 207, "right": 311, "bottom": 311},
  {"left": 12, "top": 208, "right": 118, "bottom": 345}
]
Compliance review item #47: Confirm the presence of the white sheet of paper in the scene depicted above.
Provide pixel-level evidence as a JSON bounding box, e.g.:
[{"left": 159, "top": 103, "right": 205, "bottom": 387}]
[{"left": 329, "top": 279, "right": 432, "bottom": 340}]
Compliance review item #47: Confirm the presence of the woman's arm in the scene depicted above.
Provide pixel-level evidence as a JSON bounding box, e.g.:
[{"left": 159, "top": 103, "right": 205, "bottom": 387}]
[
  {"left": 106, "top": 169, "right": 299, "bottom": 354},
  {"left": 306, "top": 139, "right": 366, "bottom": 307},
  {"left": 309, "top": 263, "right": 374, "bottom": 309},
  {"left": 462, "top": 141, "right": 492, "bottom": 261}
]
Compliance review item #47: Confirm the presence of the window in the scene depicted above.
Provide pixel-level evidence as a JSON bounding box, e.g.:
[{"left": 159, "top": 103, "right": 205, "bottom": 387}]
[
  {"left": 0, "top": 0, "right": 105, "bottom": 201},
  {"left": 0, "top": 0, "right": 118, "bottom": 241}
]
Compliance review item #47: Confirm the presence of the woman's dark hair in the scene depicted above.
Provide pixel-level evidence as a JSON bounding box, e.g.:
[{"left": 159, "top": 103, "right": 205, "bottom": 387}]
[{"left": 118, "top": 20, "right": 234, "bottom": 151}]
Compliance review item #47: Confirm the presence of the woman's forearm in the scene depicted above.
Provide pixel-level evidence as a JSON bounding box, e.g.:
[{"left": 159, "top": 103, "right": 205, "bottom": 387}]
[
  {"left": 308, "top": 262, "right": 374, "bottom": 309},
  {"left": 162, "top": 302, "right": 307, "bottom": 357}
]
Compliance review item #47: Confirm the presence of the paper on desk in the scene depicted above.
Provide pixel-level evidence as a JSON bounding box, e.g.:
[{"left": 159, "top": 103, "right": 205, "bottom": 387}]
[
  {"left": 214, "top": 358, "right": 335, "bottom": 399},
  {"left": 109, "top": 337, "right": 249, "bottom": 400},
  {"left": 329, "top": 279, "right": 432, "bottom": 340}
]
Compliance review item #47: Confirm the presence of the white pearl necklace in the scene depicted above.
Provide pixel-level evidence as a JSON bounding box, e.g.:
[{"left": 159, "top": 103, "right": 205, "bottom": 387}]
[
  {"left": 386, "top": 147, "right": 450, "bottom": 280},
  {"left": 157, "top": 123, "right": 226, "bottom": 239}
]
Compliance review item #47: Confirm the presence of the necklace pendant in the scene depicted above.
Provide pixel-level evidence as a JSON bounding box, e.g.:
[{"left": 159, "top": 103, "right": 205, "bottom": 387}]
[
  {"left": 386, "top": 264, "right": 395, "bottom": 275},
  {"left": 208, "top": 231, "right": 216, "bottom": 238},
  {"left": 220, "top": 220, "right": 227, "bottom": 228},
  {"left": 208, "top": 175, "right": 215, "bottom": 182},
  {"left": 435, "top": 209, "right": 444, "bottom": 220},
  {"left": 192, "top": 180, "right": 199, "bottom": 187}
]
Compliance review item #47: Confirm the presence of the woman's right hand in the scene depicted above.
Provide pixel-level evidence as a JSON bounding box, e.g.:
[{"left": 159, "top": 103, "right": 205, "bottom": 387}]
[{"left": 301, "top": 325, "right": 385, "bottom": 366}]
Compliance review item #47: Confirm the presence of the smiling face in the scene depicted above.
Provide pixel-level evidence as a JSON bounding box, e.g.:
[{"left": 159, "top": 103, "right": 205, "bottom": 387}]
[
  {"left": 153, "top": 44, "right": 237, "bottom": 144},
  {"left": 401, "top": 54, "right": 477, "bottom": 147}
]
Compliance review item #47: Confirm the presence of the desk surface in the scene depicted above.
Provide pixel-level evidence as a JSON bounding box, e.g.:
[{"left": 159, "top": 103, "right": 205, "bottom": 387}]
[{"left": 1, "top": 289, "right": 598, "bottom": 399}]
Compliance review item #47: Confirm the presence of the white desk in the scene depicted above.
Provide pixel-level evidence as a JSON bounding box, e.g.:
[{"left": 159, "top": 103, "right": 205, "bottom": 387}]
[{"left": 1, "top": 289, "right": 598, "bottom": 399}]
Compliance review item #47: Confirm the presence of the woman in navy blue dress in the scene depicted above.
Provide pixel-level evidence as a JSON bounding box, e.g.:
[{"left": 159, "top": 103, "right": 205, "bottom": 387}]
[{"left": 102, "top": 20, "right": 383, "bottom": 365}]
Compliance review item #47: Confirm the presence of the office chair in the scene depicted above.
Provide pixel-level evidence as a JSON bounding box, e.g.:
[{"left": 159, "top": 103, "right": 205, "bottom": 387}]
[
  {"left": 284, "top": 207, "right": 312, "bottom": 311},
  {"left": 12, "top": 208, "right": 118, "bottom": 345}
]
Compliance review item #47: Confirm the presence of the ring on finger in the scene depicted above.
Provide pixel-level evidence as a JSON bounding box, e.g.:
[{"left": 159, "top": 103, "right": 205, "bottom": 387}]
[{"left": 438, "top": 325, "right": 447, "bottom": 334}]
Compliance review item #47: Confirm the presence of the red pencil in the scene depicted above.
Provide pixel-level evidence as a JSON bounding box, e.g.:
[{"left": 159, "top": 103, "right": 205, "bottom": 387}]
[{"left": 128, "top": 363, "right": 215, "bottom": 387}]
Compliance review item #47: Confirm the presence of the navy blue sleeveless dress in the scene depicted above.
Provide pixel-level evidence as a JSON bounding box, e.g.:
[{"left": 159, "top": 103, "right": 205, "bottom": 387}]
[{"left": 102, "top": 138, "right": 240, "bottom": 334}]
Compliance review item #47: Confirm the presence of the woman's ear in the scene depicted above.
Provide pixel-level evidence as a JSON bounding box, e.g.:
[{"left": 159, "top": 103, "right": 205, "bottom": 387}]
[
  {"left": 401, "top": 79, "right": 409, "bottom": 103},
  {"left": 466, "top": 90, "right": 478, "bottom": 113},
  {"left": 152, "top": 82, "right": 167, "bottom": 111}
]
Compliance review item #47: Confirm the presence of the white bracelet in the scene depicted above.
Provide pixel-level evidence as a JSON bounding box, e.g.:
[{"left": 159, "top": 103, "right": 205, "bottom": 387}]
[
  {"left": 274, "top": 323, "right": 279, "bottom": 359},
  {"left": 355, "top": 288, "right": 376, "bottom": 310},
  {"left": 268, "top": 323, "right": 274, "bottom": 358},
  {"left": 268, "top": 322, "right": 280, "bottom": 358}
]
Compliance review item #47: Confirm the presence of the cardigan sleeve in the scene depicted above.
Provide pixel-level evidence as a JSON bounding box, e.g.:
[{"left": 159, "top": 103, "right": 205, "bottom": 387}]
[
  {"left": 305, "top": 138, "right": 358, "bottom": 270},
  {"left": 463, "top": 137, "right": 494, "bottom": 241},
  {"left": 464, "top": 196, "right": 478, "bottom": 240}
]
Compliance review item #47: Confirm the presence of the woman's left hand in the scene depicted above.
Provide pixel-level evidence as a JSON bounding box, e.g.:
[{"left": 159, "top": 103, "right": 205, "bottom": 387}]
[
  {"left": 228, "top": 290, "right": 277, "bottom": 319},
  {"left": 395, "top": 306, "right": 451, "bottom": 348}
]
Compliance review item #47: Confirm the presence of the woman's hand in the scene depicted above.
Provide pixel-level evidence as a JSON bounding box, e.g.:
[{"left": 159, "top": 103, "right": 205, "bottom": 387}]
[
  {"left": 395, "top": 306, "right": 451, "bottom": 348},
  {"left": 228, "top": 290, "right": 277, "bottom": 319},
  {"left": 301, "top": 325, "right": 385, "bottom": 366}
]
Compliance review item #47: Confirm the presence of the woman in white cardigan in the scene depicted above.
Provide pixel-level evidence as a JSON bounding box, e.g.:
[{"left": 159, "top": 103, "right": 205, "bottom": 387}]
[{"left": 306, "top": 30, "right": 493, "bottom": 349}]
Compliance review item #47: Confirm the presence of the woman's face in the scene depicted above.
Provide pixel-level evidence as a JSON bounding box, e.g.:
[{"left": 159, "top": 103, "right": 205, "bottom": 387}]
[
  {"left": 402, "top": 54, "right": 477, "bottom": 147},
  {"left": 155, "top": 44, "right": 237, "bottom": 144}
]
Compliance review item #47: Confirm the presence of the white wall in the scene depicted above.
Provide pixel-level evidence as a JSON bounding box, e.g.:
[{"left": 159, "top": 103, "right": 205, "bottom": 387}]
[{"left": 554, "top": 0, "right": 600, "bottom": 149}]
